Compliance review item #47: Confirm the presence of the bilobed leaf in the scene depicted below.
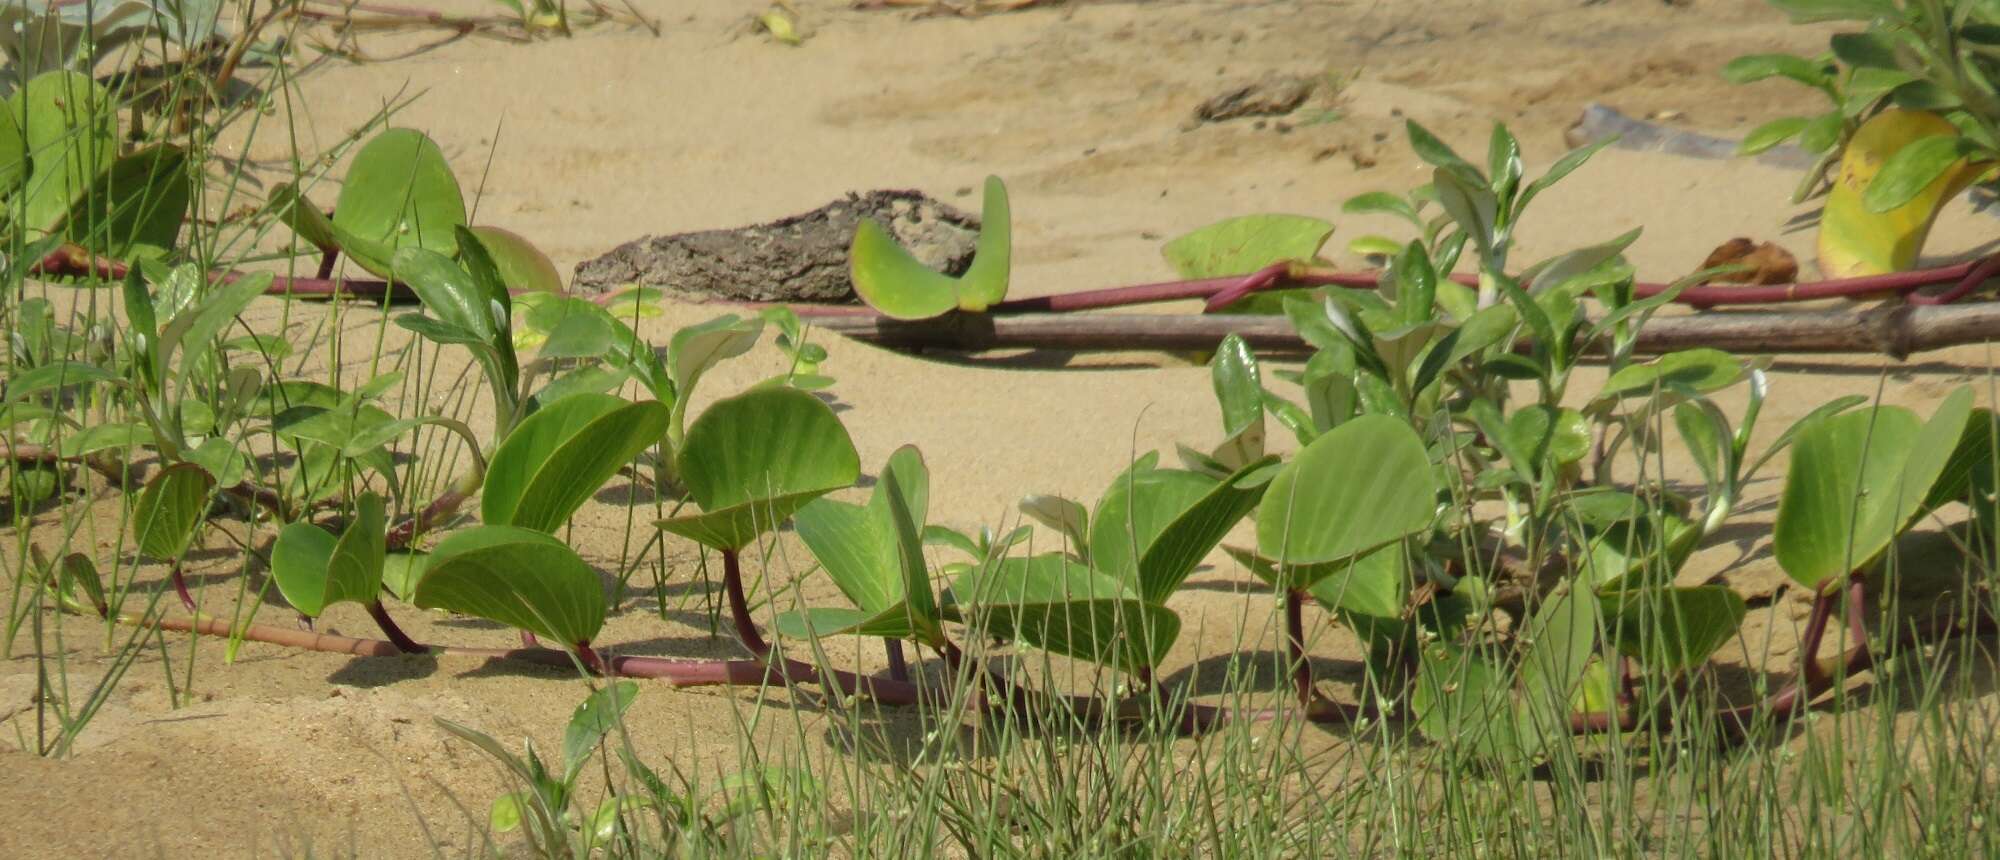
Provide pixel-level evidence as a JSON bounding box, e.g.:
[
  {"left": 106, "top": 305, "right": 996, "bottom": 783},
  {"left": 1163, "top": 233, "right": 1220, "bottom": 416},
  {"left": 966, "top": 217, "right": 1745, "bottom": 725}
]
[
  {"left": 1127, "top": 458, "right": 1276, "bottom": 603},
  {"left": 467, "top": 225, "right": 564, "bottom": 294},
  {"left": 413, "top": 525, "right": 606, "bottom": 646},
  {"left": 64, "top": 144, "right": 192, "bottom": 259},
  {"left": 332, "top": 128, "right": 467, "bottom": 277},
  {"left": 667, "top": 314, "right": 763, "bottom": 432},
  {"left": 1162, "top": 214, "right": 1333, "bottom": 279},
  {"left": 1602, "top": 586, "right": 1747, "bottom": 671},
  {"left": 789, "top": 447, "right": 941, "bottom": 640},
  {"left": 12, "top": 71, "right": 116, "bottom": 236},
  {"left": 946, "top": 554, "right": 1177, "bottom": 673},
  {"left": 1774, "top": 387, "right": 1973, "bottom": 589},
  {"left": 272, "top": 494, "right": 387, "bottom": 617},
  {"left": 1257, "top": 415, "right": 1436, "bottom": 576},
  {"left": 658, "top": 387, "right": 859, "bottom": 550},
  {"left": 267, "top": 182, "right": 338, "bottom": 252},
  {"left": 483, "top": 393, "right": 669, "bottom": 533},
  {"left": 133, "top": 463, "right": 215, "bottom": 561},
  {"left": 851, "top": 176, "right": 1012, "bottom": 319},
  {"left": 1412, "top": 642, "right": 1539, "bottom": 761},
  {"left": 1518, "top": 587, "right": 1601, "bottom": 729},
  {"left": 1018, "top": 494, "right": 1090, "bottom": 560},
  {"left": 957, "top": 175, "right": 1013, "bottom": 311}
]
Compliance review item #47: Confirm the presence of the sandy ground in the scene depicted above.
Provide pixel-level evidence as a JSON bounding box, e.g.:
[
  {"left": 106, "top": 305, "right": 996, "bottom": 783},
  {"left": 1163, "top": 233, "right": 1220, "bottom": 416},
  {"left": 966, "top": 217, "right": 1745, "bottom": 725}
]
[{"left": 5, "top": 0, "right": 2000, "bottom": 855}]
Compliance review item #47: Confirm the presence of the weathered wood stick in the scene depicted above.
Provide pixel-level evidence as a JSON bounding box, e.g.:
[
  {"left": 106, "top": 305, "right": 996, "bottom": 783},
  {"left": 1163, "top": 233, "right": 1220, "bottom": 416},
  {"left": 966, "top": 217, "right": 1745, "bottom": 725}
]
[{"left": 805, "top": 304, "right": 2000, "bottom": 359}]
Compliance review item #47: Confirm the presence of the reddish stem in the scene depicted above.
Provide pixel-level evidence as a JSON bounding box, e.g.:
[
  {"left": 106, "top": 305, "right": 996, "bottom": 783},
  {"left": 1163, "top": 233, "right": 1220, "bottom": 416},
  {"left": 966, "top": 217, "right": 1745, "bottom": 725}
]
[
  {"left": 1907, "top": 252, "right": 2000, "bottom": 306},
  {"left": 1286, "top": 588, "right": 1314, "bottom": 709},
  {"left": 365, "top": 600, "right": 429, "bottom": 654},
  {"left": 170, "top": 563, "right": 196, "bottom": 612}
]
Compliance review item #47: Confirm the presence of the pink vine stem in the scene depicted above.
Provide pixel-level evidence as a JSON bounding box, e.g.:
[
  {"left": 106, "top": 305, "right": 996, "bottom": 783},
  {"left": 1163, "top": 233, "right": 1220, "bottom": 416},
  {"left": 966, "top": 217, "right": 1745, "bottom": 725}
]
[{"left": 31, "top": 246, "right": 2000, "bottom": 320}]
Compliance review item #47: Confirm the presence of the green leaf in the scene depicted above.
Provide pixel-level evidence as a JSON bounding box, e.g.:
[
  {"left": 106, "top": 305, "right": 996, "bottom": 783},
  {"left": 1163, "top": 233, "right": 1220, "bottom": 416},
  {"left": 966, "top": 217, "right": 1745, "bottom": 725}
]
[
  {"left": 272, "top": 494, "right": 387, "bottom": 617},
  {"left": 1018, "top": 494, "right": 1090, "bottom": 560},
  {"left": 1862, "top": 133, "right": 1966, "bottom": 214},
  {"left": 1739, "top": 117, "right": 1813, "bottom": 156},
  {"left": 1209, "top": 333, "right": 1264, "bottom": 448},
  {"left": 1412, "top": 642, "right": 1538, "bottom": 761},
  {"left": 1257, "top": 415, "right": 1436, "bottom": 574},
  {"left": 658, "top": 387, "right": 860, "bottom": 551},
  {"left": 1518, "top": 587, "right": 1600, "bottom": 727},
  {"left": 332, "top": 128, "right": 467, "bottom": 277},
  {"left": 788, "top": 446, "right": 941, "bottom": 642},
  {"left": 483, "top": 393, "right": 669, "bottom": 533},
  {"left": 1597, "top": 349, "right": 1744, "bottom": 401},
  {"left": 1797, "top": 112, "right": 1845, "bottom": 154},
  {"left": 267, "top": 182, "right": 338, "bottom": 252},
  {"left": 1767, "top": 0, "right": 1893, "bottom": 23},
  {"left": 1161, "top": 214, "right": 1334, "bottom": 279},
  {"left": 3, "top": 360, "right": 123, "bottom": 403},
  {"left": 64, "top": 144, "right": 193, "bottom": 259},
  {"left": 1830, "top": 31, "right": 1901, "bottom": 70},
  {"left": 1516, "top": 135, "right": 1613, "bottom": 215},
  {"left": 1774, "top": 387, "right": 1974, "bottom": 589},
  {"left": 850, "top": 175, "right": 1011, "bottom": 319},
  {"left": 667, "top": 314, "right": 763, "bottom": 436},
  {"left": 158, "top": 272, "right": 272, "bottom": 388},
  {"left": 562, "top": 681, "right": 638, "bottom": 783},
  {"left": 1228, "top": 542, "right": 1406, "bottom": 619},
  {"left": 11, "top": 71, "right": 116, "bottom": 236},
  {"left": 946, "top": 554, "right": 1177, "bottom": 674},
  {"left": 1602, "top": 586, "right": 1747, "bottom": 671},
  {"left": 59, "top": 422, "right": 149, "bottom": 458},
  {"left": 133, "top": 463, "right": 214, "bottom": 561},
  {"left": 466, "top": 225, "right": 564, "bottom": 294},
  {"left": 1340, "top": 191, "right": 1418, "bottom": 226},
  {"left": 392, "top": 248, "right": 493, "bottom": 341},
  {"left": 1722, "top": 53, "right": 1831, "bottom": 86},
  {"left": 382, "top": 551, "right": 429, "bottom": 602},
  {"left": 1405, "top": 120, "right": 1480, "bottom": 178},
  {"left": 958, "top": 175, "right": 1013, "bottom": 311},
  {"left": 1093, "top": 458, "right": 1276, "bottom": 603},
  {"left": 413, "top": 525, "right": 606, "bottom": 646}
]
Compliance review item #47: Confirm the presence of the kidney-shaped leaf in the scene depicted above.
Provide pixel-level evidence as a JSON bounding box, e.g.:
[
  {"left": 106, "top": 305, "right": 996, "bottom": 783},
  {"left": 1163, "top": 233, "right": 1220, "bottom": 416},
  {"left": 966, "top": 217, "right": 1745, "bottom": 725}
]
[
  {"left": 782, "top": 447, "right": 942, "bottom": 643},
  {"left": 133, "top": 463, "right": 215, "bottom": 561},
  {"left": 413, "top": 525, "right": 606, "bottom": 646},
  {"left": 850, "top": 175, "right": 1011, "bottom": 320},
  {"left": 483, "top": 393, "right": 669, "bottom": 533},
  {"left": 1093, "top": 458, "right": 1277, "bottom": 604},
  {"left": 332, "top": 128, "right": 467, "bottom": 276},
  {"left": 1162, "top": 214, "right": 1334, "bottom": 279},
  {"left": 1602, "top": 586, "right": 1747, "bottom": 672},
  {"left": 945, "top": 553, "right": 1176, "bottom": 674},
  {"left": 659, "top": 387, "right": 860, "bottom": 550},
  {"left": 1775, "top": 387, "right": 1973, "bottom": 590},
  {"left": 467, "top": 225, "right": 564, "bottom": 294},
  {"left": 271, "top": 493, "right": 387, "bottom": 617},
  {"left": 1256, "top": 414, "right": 1436, "bottom": 577}
]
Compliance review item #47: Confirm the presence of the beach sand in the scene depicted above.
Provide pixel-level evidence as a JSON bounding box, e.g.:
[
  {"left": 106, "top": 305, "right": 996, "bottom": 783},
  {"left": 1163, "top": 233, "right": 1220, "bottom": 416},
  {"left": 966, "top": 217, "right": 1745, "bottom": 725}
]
[{"left": 4, "top": 1, "right": 1997, "bottom": 854}]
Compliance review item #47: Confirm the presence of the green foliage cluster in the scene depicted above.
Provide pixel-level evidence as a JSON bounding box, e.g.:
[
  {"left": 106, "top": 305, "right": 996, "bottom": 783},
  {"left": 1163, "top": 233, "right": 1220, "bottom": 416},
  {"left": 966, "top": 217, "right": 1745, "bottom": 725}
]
[{"left": 6, "top": 38, "right": 1999, "bottom": 840}]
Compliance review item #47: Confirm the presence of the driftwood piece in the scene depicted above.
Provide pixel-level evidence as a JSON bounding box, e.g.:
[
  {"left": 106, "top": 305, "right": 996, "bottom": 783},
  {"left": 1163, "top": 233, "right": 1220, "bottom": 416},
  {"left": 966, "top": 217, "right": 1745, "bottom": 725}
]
[
  {"left": 802, "top": 304, "right": 2000, "bottom": 359},
  {"left": 572, "top": 190, "right": 980, "bottom": 302}
]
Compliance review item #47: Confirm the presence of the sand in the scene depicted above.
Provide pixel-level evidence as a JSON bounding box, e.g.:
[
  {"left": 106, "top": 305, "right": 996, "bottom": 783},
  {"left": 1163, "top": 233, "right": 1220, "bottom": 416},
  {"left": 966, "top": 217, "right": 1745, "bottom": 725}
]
[{"left": 4, "top": 0, "right": 1998, "bottom": 855}]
